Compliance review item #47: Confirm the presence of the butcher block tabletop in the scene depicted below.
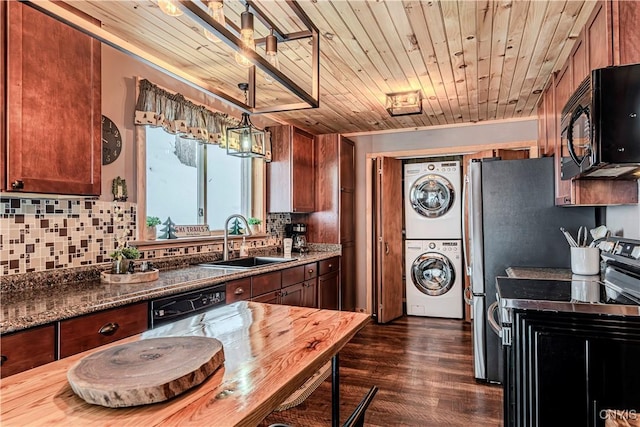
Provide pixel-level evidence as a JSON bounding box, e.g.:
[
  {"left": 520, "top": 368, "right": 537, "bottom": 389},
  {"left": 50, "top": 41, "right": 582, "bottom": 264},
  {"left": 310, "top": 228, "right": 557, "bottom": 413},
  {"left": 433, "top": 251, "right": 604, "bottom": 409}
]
[{"left": 0, "top": 302, "right": 370, "bottom": 427}]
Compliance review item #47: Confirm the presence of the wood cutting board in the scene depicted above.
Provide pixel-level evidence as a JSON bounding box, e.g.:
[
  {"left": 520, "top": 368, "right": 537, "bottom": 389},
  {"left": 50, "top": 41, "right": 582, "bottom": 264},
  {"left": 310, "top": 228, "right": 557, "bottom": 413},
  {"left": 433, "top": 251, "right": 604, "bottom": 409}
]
[{"left": 67, "top": 336, "right": 224, "bottom": 408}]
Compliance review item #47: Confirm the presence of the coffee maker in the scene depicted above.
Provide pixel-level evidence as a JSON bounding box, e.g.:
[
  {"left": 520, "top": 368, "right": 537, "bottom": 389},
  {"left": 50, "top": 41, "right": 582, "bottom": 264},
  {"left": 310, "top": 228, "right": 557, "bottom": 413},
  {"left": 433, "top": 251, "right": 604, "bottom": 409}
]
[{"left": 285, "top": 223, "right": 308, "bottom": 253}]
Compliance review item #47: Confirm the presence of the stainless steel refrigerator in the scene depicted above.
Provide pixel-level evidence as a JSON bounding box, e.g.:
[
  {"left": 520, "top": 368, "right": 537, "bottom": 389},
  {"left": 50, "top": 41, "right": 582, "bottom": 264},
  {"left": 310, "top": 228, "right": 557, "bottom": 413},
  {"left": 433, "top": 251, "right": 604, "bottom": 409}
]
[{"left": 464, "top": 157, "right": 596, "bottom": 383}]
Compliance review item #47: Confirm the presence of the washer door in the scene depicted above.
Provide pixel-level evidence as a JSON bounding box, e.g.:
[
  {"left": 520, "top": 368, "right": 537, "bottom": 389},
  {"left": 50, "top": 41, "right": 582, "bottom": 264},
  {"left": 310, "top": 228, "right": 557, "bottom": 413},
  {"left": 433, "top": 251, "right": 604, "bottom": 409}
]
[
  {"left": 410, "top": 252, "right": 456, "bottom": 296},
  {"left": 409, "top": 174, "right": 455, "bottom": 218}
]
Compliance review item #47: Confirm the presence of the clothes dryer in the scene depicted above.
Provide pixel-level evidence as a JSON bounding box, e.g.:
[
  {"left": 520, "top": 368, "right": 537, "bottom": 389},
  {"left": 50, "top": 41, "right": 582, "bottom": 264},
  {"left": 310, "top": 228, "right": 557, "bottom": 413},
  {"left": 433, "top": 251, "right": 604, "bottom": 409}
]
[
  {"left": 404, "top": 161, "right": 461, "bottom": 239},
  {"left": 405, "top": 239, "right": 463, "bottom": 318}
]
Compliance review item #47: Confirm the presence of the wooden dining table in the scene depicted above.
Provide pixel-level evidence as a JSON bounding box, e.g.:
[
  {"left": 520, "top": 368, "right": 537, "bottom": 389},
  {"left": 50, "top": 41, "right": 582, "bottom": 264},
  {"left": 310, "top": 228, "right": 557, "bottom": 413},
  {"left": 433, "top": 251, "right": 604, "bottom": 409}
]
[{"left": 0, "top": 302, "right": 370, "bottom": 426}]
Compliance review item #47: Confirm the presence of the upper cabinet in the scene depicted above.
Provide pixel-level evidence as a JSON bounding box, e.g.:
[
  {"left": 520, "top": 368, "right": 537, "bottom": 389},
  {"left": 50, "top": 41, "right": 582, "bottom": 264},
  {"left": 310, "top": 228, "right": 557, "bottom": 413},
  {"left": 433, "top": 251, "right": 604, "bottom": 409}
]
[
  {"left": 2, "top": 2, "right": 101, "bottom": 196},
  {"left": 267, "top": 125, "right": 315, "bottom": 213},
  {"left": 537, "top": 0, "right": 639, "bottom": 206}
]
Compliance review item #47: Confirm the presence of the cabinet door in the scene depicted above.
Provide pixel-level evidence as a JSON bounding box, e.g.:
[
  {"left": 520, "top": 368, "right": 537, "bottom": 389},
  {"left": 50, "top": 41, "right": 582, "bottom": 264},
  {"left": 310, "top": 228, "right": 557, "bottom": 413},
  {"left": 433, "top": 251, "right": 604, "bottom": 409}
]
[
  {"left": 226, "top": 278, "right": 251, "bottom": 303},
  {"left": 280, "top": 282, "right": 304, "bottom": 307},
  {"left": 59, "top": 303, "right": 147, "bottom": 358},
  {"left": 301, "top": 279, "right": 317, "bottom": 308},
  {"left": 5, "top": 2, "right": 101, "bottom": 195},
  {"left": 571, "top": 35, "right": 588, "bottom": 89},
  {"left": 587, "top": 1, "right": 612, "bottom": 70},
  {"left": 291, "top": 128, "right": 315, "bottom": 213},
  {"left": 304, "top": 262, "right": 318, "bottom": 281},
  {"left": 319, "top": 257, "right": 340, "bottom": 276},
  {"left": 251, "top": 271, "right": 282, "bottom": 298},
  {"left": 281, "top": 265, "right": 304, "bottom": 288},
  {"left": 341, "top": 243, "right": 356, "bottom": 312},
  {"left": 612, "top": 0, "right": 640, "bottom": 65},
  {"left": 543, "top": 83, "right": 555, "bottom": 156},
  {"left": 318, "top": 270, "right": 339, "bottom": 310},
  {"left": 553, "top": 63, "right": 573, "bottom": 206},
  {"left": 0, "top": 325, "right": 55, "bottom": 378}
]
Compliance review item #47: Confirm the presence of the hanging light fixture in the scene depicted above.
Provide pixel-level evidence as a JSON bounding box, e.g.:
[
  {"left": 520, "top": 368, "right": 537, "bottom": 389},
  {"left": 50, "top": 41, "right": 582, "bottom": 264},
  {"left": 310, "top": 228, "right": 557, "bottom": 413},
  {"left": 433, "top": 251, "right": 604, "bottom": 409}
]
[
  {"left": 264, "top": 29, "right": 280, "bottom": 84},
  {"left": 226, "top": 83, "right": 265, "bottom": 158},
  {"left": 234, "top": 3, "right": 255, "bottom": 68},
  {"left": 158, "top": 0, "right": 183, "bottom": 17},
  {"left": 385, "top": 90, "right": 423, "bottom": 116},
  {"left": 203, "top": 0, "right": 225, "bottom": 43}
]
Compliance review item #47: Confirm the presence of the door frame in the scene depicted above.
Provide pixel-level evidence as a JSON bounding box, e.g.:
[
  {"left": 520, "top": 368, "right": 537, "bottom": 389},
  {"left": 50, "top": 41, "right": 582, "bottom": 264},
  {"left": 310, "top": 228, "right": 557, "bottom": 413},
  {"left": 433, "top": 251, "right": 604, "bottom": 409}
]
[{"left": 364, "top": 140, "right": 538, "bottom": 314}]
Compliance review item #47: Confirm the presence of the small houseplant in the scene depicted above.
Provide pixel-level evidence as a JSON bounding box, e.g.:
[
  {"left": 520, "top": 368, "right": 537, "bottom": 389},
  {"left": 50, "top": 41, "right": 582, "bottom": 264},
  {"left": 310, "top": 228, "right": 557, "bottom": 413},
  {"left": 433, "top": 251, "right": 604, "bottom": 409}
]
[
  {"left": 110, "top": 245, "right": 140, "bottom": 274},
  {"left": 146, "top": 216, "right": 161, "bottom": 240},
  {"left": 248, "top": 217, "right": 262, "bottom": 234}
]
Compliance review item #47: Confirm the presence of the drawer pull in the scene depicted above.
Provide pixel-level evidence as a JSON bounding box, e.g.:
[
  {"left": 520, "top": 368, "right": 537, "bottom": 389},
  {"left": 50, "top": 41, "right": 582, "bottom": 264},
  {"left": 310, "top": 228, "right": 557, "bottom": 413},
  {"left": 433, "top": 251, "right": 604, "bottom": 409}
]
[
  {"left": 234, "top": 287, "right": 245, "bottom": 295},
  {"left": 328, "top": 264, "right": 333, "bottom": 269},
  {"left": 98, "top": 322, "right": 120, "bottom": 336},
  {"left": 0, "top": 355, "right": 7, "bottom": 365},
  {"left": 308, "top": 269, "right": 314, "bottom": 274}
]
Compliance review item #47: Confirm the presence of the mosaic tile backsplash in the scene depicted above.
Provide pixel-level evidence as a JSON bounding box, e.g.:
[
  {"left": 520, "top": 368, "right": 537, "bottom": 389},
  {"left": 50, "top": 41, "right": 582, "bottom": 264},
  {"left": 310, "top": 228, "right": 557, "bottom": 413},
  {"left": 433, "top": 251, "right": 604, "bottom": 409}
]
[
  {"left": 1, "top": 198, "right": 136, "bottom": 276},
  {"left": 0, "top": 199, "right": 292, "bottom": 277}
]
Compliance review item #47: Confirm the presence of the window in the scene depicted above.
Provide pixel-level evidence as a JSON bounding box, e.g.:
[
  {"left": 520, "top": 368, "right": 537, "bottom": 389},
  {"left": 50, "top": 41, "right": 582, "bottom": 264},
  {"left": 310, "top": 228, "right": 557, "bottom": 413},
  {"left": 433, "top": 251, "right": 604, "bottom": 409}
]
[{"left": 145, "top": 127, "right": 253, "bottom": 230}]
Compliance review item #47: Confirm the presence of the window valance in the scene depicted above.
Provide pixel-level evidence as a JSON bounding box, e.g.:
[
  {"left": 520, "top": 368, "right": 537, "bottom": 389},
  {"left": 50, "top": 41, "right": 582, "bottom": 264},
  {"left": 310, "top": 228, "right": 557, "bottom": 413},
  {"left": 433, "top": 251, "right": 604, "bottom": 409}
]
[{"left": 134, "top": 79, "right": 239, "bottom": 146}]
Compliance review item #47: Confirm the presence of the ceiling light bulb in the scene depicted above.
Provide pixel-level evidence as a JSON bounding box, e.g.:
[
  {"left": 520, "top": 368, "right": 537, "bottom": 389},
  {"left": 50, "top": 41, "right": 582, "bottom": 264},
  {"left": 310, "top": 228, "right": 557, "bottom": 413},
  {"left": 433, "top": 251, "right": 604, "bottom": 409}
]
[
  {"left": 240, "top": 129, "right": 252, "bottom": 151},
  {"left": 158, "top": 0, "right": 183, "bottom": 17},
  {"left": 204, "top": 0, "right": 225, "bottom": 43},
  {"left": 264, "top": 30, "right": 280, "bottom": 84},
  {"left": 234, "top": 36, "right": 255, "bottom": 68}
]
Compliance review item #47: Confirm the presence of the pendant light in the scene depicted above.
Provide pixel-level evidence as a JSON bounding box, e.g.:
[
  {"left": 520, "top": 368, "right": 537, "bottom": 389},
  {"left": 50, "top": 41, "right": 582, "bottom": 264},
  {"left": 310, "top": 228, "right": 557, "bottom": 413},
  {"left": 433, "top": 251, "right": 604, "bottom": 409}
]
[
  {"left": 158, "top": 0, "right": 183, "bottom": 17},
  {"left": 264, "top": 29, "right": 280, "bottom": 84},
  {"left": 226, "top": 83, "right": 265, "bottom": 158},
  {"left": 203, "top": 0, "right": 225, "bottom": 43},
  {"left": 234, "top": 3, "right": 255, "bottom": 68}
]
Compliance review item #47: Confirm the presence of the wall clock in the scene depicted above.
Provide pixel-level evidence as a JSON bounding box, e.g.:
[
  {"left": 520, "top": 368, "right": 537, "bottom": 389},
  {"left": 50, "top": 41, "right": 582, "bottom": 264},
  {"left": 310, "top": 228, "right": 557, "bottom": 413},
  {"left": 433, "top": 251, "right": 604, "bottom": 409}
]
[{"left": 102, "top": 115, "right": 122, "bottom": 165}]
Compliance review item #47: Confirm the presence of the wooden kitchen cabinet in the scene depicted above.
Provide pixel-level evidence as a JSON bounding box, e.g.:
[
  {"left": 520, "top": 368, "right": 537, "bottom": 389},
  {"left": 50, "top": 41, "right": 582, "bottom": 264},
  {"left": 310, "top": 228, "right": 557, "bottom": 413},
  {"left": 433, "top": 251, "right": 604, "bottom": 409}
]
[
  {"left": 308, "top": 134, "right": 356, "bottom": 311},
  {"left": 280, "top": 282, "right": 305, "bottom": 306},
  {"left": 252, "top": 290, "right": 279, "bottom": 304},
  {"left": 226, "top": 277, "right": 251, "bottom": 303},
  {"left": 301, "top": 279, "right": 317, "bottom": 308},
  {"left": 251, "top": 271, "right": 282, "bottom": 298},
  {"left": 318, "top": 270, "right": 340, "bottom": 310},
  {"left": 3, "top": 1, "right": 101, "bottom": 195},
  {"left": 0, "top": 324, "right": 55, "bottom": 378},
  {"left": 612, "top": 0, "right": 640, "bottom": 65},
  {"left": 58, "top": 302, "right": 147, "bottom": 358},
  {"left": 267, "top": 125, "right": 315, "bottom": 213}
]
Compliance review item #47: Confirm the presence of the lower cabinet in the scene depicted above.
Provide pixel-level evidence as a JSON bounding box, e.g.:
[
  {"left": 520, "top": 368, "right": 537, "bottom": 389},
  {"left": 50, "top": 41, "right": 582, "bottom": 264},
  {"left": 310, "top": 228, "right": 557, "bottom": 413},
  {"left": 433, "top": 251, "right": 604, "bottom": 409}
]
[
  {"left": 505, "top": 311, "right": 640, "bottom": 427},
  {"left": 252, "top": 290, "right": 279, "bottom": 304},
  {"left": 58, "top": 302, "right": 148, "bottom": 358},
  {"left": 0, "top": 324, "right": 55, "bottom": 378},
  {"left": 318, "top": 257, "right": 340, "bottom": 310},
  {"left": 301, "top": 279, "right": 317, "bottom": 308},
  {"left": 226, "top": 278, "right": 251, "bottom": 303},
  {"left": 280, "top": 282, "right": 305, "bottom": 306}
]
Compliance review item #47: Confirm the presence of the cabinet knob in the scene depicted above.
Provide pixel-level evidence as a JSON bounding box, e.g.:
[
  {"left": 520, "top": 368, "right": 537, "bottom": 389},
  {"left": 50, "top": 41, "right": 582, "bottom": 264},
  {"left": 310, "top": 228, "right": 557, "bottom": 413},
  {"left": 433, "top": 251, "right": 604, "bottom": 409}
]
[
  {"left": 11, "top": 180, "right": 24, "bottom": 190},
  {"left": 0, "top": 355, "right": 7, "bottom": 366},
  {"left": 308, "top": 269, "right": 314, "bottom": 274},
  {"left": 234, "top": 287, "right": 245, "bottom": 295},
  {"left": 98, "top": 322, "right": 120, "bottom": 336},
  {"left": 328, "top": 264, "right": 333, "bottom": 268}
]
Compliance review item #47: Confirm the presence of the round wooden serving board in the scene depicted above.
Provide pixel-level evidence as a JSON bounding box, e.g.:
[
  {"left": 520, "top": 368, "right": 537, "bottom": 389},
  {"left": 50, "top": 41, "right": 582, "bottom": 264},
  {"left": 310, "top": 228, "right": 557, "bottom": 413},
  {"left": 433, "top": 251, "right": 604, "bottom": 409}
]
[
  {"left": 67, "top": 336, "right": 224, "bottom": 408},
  {"left": 100, "top": 269, "right": 159, "bottom": 284}
]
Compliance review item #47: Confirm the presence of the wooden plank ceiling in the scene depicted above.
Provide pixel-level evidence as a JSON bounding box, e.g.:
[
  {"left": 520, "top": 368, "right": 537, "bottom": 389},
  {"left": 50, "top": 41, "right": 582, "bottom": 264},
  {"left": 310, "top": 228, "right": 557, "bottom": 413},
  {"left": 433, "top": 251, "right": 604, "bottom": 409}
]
[{"left": 62, "top": 0, "right": 597, "bottom": 135}]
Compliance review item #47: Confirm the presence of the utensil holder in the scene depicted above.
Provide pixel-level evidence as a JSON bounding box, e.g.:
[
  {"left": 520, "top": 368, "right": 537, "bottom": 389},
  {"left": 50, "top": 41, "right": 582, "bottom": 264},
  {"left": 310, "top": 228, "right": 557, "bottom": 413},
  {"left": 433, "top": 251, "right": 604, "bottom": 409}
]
[{"left": 570, "top": 247, "right": 600, "bottom": 275}]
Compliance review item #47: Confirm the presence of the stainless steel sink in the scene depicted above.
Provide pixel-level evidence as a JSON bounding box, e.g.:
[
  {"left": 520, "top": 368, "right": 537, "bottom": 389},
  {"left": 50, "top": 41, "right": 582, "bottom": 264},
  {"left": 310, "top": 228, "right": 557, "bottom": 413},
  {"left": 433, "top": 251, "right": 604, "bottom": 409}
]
[{"left": 197, "top": 256, "right": 295, "bottom": 270}]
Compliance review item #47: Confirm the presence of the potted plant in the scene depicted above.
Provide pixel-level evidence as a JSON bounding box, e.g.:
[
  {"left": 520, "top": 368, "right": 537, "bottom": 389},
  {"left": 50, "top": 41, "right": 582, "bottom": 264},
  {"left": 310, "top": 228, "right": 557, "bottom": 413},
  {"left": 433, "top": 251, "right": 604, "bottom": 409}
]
[
  {"left": 248, "top": 217, "right": 262, "bottom": 234},
  {"left": 110, "top": 245, "right": 140, "bottom": 274},
  {"left": 146, "top": 216, "right": 161, "bottom": 240}
]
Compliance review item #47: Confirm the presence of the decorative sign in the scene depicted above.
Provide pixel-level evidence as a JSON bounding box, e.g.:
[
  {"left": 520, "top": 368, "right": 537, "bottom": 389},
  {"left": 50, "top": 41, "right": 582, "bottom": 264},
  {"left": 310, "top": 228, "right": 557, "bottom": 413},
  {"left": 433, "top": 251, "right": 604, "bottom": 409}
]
[{"left": 174, "top": 224, "right": 210, "bottom": 237}]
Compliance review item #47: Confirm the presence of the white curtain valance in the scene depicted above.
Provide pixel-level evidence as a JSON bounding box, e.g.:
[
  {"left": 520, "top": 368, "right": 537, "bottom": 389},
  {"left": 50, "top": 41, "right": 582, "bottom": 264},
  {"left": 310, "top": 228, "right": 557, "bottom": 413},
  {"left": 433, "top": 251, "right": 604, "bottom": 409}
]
[{"left": 134, "top": 79, "right": 239, "bottom": 146}]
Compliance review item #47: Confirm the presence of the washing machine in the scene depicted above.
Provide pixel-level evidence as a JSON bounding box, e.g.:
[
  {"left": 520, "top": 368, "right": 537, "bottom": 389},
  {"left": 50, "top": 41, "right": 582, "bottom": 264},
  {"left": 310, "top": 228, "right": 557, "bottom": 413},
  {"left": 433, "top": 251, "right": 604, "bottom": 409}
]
[
  {"left": 404, "top": 161, "right": 461, "bottom": 239},
  {"left": 405, "top": 239, "right": 463, "bottom": 319}
]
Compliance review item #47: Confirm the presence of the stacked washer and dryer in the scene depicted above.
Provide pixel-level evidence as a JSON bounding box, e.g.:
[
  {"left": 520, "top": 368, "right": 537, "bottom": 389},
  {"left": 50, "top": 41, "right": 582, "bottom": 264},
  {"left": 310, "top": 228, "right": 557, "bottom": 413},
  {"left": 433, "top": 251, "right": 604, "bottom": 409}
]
[{"left": 404, "top": 161, "right": 463, "bottom": 319}]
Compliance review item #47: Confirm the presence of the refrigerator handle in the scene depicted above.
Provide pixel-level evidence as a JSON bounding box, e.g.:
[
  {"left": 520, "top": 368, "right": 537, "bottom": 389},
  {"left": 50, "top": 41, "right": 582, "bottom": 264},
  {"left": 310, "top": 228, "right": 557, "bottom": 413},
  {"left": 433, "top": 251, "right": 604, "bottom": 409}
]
[
  {"left": 463, "top": 286, "right": 473, "bottom": 306},
  {"left": 462, "top": 173, "right": 472, "bottom": 277},
  {"left": 487, "top": 301, "right": 502, "bottom": 337}
]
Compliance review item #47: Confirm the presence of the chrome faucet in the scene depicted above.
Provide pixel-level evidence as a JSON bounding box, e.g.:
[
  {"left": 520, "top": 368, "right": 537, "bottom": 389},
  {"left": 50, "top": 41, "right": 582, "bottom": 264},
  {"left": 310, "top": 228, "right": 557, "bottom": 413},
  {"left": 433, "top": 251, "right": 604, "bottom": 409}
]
[{"left": 223, "top": 214, "right": 252, "bottom": 261}]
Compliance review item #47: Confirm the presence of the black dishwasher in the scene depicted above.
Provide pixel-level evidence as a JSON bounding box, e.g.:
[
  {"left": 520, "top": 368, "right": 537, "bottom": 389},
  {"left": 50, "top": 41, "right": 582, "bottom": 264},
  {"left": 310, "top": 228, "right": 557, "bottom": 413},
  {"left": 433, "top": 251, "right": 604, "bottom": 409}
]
[{"left": 149, "top": 283, "right": 226, "bottom": 328}]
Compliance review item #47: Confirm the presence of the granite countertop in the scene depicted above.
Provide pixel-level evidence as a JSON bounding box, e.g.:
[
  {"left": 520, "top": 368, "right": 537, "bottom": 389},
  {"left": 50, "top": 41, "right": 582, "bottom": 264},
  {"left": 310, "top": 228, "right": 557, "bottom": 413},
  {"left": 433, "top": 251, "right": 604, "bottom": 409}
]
[
  {"left": 0, "top": 250, "right": 340, "bottom": 334},
  {"left": 505, "top": 267, "right": 574, "bottom": 281}
]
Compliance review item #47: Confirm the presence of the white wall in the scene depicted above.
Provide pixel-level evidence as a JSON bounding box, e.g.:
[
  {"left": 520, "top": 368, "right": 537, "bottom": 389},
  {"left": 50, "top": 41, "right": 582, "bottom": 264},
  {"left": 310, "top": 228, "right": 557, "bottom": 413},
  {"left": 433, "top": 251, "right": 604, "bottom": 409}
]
[
  {"left": 607, "top": 186, "right": 640, "bottom": 238},
  {"left": 349, "top": 119, "right": 539, "bottom": 310},
  {"left": 100, "top": 44, "right": 274, "bottom": 202}
]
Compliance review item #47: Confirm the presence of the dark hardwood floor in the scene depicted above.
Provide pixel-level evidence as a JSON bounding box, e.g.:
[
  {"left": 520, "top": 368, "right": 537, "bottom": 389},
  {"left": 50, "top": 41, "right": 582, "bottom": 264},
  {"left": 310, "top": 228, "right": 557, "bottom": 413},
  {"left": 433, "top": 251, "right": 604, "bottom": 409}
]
[{"left": 260, "top": 316, "right": 503, "bottom": 427}]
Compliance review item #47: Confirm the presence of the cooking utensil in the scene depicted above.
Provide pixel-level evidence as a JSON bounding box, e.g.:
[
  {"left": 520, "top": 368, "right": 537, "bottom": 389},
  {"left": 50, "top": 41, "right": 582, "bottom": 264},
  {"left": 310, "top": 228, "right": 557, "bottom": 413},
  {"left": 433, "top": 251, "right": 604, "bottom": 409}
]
[
  {"left": 577, "top": 226, "right": 588, "bottom": 247},
  {"left": 560, "top": 227, "right": 579, "bottom": 247},
  {"left": 589, "top": 225, "right": 608, "bottom": 241}
]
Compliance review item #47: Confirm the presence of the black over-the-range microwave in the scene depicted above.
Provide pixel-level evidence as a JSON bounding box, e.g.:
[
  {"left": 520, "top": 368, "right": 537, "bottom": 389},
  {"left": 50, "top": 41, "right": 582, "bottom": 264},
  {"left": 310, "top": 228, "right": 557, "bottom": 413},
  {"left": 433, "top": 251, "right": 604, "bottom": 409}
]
[{"left": 560, "top": 62, "right": 640, "bottom": 180}]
